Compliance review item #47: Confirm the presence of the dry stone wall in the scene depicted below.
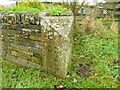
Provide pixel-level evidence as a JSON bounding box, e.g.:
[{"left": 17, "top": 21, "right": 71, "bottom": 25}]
[{"left": 0, "top": 12, "right": 73, "bottom": 78}]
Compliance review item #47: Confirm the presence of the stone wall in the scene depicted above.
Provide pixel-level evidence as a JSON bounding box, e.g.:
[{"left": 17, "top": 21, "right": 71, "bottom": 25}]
[{"left": 0, "top": 12, "right": 73, "bottom": 78}]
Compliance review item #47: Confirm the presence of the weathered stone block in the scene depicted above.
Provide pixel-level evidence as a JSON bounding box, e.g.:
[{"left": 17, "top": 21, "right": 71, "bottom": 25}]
[
  {"left": 2, "top": 29, "right": 22, "bottom": 35},
  {"left": 33, "top": 41, "right": 42, "bottom": 48},
  {"left": 9, "top": 46, "right": 31, "bottom": 60},
  {"left": 16, "top": 51, "right": 31, "bottom": 60},
  {"left": 7, "top": 13, "right": 16, "bottom": 24},
  {"left": 2, "top": 47, "right": 11, "bottom": 55},
  {"left": 29, "top": 14, "right": 40, "bottom": 25},
  {"left": 24, "top": 14, "right": 30, "bottom": 24},
  {"left": 11, "top": 51, "right": 17, "bottom": 56},
  {"left": 11, "top": 45, "right": 33, "bottom": 56},
  {"left": 40, "top": 16, "right": 73, "bottom": 78},
  {"left": 29, "top": 47, "right": 42, "bottom": 54},
  {"left": 0, "top": 12, "right": 4, "bottom": 23},
  {"left": 11, "top": 43, "right": 30, "bottom": 52},
  {"left": 39, "top": 12, "right": 52, "bottom": 16},
  {"left": 33, "top": 53, "right": 42, "bottom": 65},
  {"left": 2, "top": 23, "right": 15, "bottom": 29},
  {"left": 31, "top": 56, "right": 40, "bottom": 64},
  {"left": 26, "top": 25, "right": 41, "bottom": 30},
  {"left": 14, "top": 24, "right": 26, "bottom": 30},
  {"left": 22, "top": 28, "right": 32, "bottom": 32},
  {"left": 5, "top": 54, "right": 41, "bottom": 69},
  {"left": 22, "top": 51, "right": 33, "bottom": 56},
  {"left": 3, "top": 13, "right": 9, "bottom": 23},
  {"left": 30, "top": 35, "right": 42, "bottom": 41},
  {"left": 15, "top": 13, "right": 21, "bottom": 24},
  {"left": 60, "top": 11, "right": 73, "bottom": 16}
]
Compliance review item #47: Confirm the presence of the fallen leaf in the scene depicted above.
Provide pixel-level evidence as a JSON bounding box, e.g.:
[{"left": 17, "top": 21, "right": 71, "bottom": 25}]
[{"left": 54, "top": 84, "right": 64, "bottom": 88}]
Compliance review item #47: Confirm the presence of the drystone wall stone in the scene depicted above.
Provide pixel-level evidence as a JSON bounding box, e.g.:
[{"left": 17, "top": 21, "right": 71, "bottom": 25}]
[{"left": 0, "top": 12, "right": 73, "bottom": 78}]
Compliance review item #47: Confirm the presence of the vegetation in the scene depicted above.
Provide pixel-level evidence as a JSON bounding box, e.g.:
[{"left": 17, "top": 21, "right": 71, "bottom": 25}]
[
  {"left": 0, "top": 2, "right": 69, "bottom": 15},
  {"left": 1, "top": 1, "right": 119, "bottom": 88}
]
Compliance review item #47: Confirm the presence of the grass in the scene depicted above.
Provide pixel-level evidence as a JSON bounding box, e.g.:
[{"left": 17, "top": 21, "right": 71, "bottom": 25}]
[
  {"left": 0, "top": 3, "right": 68, "bottom": 15},
  {"left": 1, "top": 18, "right": 119, "bottom": 88}
]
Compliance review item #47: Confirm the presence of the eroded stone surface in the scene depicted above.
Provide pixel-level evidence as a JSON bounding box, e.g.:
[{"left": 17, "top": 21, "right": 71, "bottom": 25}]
[{"left": 41, "top": 16, "right": 73, "bottom": 78}]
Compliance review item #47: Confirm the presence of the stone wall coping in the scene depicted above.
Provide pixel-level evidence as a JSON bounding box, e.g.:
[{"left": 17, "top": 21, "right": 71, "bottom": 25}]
[{"left": 0, "top": 11, "right": 74, "bottom": 16}]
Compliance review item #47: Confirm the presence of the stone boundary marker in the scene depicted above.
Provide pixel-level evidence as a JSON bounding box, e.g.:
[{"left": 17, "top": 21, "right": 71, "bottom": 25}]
[{"left": 0, "top": 12, "right": 73, "bottom": 78}]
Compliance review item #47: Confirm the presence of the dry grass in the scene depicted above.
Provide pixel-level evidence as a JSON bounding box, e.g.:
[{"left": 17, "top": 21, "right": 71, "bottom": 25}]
[
  {"left": 81, "top": 15, "right": 96, "bottom": 33},
  {"left": 80, "top": 9, "right": 118, "bottom": 35},
  {"left": 110, "top": 21, "right": 118, "bottom": 32},
  {"left": 79, "top": 8, "right": 102, "bottom": 33},
  {"left": 0, "top": 5, "right": 7, "bottom": 9}
]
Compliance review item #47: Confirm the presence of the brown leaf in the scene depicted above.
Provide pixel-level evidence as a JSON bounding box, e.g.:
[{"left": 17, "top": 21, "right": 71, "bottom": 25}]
[{"left": 54, "top": 84, "right": 64, "bottom": 88}]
